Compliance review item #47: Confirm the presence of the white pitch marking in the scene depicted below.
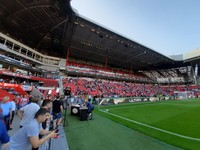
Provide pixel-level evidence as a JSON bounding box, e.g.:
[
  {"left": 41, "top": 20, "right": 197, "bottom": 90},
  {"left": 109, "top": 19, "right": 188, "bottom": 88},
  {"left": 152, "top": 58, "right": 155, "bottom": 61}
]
[{"left": 100, "top": 110, "right": 200, "bottom": 141}]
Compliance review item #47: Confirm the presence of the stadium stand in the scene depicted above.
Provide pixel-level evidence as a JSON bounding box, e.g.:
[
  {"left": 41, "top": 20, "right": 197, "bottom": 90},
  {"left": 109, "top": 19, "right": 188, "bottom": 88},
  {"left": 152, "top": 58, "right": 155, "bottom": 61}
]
[
  {"left": 62, "top": 76, "right": 200, "bottom": 98},
  {"left": 0, "top": 1, "right": 200, "bottom": 149}
]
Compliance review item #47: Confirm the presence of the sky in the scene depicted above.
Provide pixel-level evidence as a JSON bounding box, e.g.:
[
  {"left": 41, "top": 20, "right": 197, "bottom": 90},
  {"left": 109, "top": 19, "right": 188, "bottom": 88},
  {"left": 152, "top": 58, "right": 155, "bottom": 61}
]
[{"left": 71, "top": 0, "right": 200, "bottom": 56}]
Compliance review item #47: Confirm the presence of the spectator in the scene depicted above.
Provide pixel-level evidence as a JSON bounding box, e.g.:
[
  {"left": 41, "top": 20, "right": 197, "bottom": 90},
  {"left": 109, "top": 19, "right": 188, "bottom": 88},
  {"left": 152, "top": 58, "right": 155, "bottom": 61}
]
[
  {"left": 76, "top": 96, "right": 83, "bottom": 106},
  {"left": 0, "top": 120, "right": 10, "bottom": 150},
  {"left": 64, "top": 86, "right": 71, "bottom": 98},
  {"left": 40, "top": 100, "right": 52, "bottom": 130},
  {"left": 18, "top": 96, "right": 40, "bottom": 128},
  {"left": 15, "top": 95, "right": 20, "bottom": 111},
  {"left": 60, "top": 95, "right": 68, "bottom": 110},
  {"left": 0, "top": 78, "right": 4, "bottom": 83},
  {"left": 9, "top": 99, "right": 16, "bottom": 129},
  {"left": 8, "top": 108, "right": 58, "bottom": 150},
  {"left": 19, "top": 95, "right": 29, "bottom": 108},
  {"left": 85, "top": 99, "right": 94, "bottom": 120},
  {"left": 1, "top": 96, "right": 12, "bottom": 130},
  {"left": 52, "top": 95, "right": 63, "bottom": 129},
  {"left": 0, "top": 107, "right": 3, "bottom": 121}
]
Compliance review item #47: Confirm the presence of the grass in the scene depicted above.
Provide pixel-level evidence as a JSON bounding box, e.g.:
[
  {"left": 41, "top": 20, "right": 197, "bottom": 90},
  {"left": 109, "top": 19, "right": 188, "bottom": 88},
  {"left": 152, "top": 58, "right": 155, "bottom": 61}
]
[
  {"left": 64, "top": 110, "right": 181, "bottom": 150},
  {"left": 96, "top": 99, "right": 200, "bottom": 150}
]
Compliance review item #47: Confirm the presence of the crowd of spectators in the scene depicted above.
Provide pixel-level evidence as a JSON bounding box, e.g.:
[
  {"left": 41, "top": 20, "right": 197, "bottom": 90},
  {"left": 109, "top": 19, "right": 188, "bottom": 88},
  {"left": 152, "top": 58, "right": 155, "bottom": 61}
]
[
  {"left": 63, "top": 77, "right": 200, "bottom": 98},
  {"left": 0, "top": 91, "right": 94, "bottom": 150},
  {"left": 0, "top": 94, "right": 64, "bottom": 149},
  {"left": 0, "top": 72, "right": 199, "bottom": 149}
]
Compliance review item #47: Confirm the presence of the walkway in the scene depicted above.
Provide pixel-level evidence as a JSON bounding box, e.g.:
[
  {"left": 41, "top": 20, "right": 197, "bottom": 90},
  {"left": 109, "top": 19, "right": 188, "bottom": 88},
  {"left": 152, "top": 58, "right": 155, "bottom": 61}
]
[{"left": 8, "top": 114, "right": 69, "bottom": 150}]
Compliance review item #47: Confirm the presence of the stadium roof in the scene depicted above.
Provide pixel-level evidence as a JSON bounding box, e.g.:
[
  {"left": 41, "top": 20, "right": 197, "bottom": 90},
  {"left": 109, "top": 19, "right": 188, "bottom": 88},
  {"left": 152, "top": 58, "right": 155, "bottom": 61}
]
[{"left": 0, "top": 0, "right": 188, "bottom": 71}]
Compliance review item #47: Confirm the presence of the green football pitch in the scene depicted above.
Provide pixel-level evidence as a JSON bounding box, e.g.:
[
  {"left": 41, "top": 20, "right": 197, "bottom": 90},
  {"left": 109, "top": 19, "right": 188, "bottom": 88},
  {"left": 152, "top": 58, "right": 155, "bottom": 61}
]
[{"left": 97, "top": 99, "right": 200, "bottom": 150}]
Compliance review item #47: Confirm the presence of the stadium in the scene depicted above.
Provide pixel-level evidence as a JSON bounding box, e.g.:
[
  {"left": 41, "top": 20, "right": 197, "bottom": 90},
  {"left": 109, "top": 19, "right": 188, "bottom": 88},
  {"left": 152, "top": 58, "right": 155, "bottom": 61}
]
[{"left": 0, "top": 0, "right": 200, "bottom": 150}]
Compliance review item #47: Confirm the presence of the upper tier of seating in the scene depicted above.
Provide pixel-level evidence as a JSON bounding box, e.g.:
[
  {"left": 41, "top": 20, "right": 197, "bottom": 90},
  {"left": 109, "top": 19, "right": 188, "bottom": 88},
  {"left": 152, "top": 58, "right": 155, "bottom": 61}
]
[
  {"left": 0, "top": 69, "right": 58, "bottom": 87},
  {"left": 67, "top": 61, "right": 153, "bottom": 82}
]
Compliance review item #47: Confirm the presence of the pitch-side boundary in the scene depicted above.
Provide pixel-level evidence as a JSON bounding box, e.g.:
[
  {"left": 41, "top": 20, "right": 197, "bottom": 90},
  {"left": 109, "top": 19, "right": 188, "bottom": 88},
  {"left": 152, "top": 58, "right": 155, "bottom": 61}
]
[{"left": 100, "top": 109, "right": 200, "bottom": 141}]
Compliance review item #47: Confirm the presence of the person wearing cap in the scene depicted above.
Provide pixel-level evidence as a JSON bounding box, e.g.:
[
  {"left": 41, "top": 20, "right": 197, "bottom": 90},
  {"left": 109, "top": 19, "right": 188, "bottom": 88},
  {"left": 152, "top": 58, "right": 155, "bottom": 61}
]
[{"left": 18, "top": 96, "right": 40, "bottom": 128}]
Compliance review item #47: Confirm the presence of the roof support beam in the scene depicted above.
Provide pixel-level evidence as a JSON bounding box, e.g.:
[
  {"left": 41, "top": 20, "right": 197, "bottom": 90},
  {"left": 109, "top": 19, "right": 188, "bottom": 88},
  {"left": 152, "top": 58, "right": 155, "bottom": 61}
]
[
  {"left": 36, "top": 18, "right": 69, "bottom": 48},
  {"left": 66, "top": 47, "right": 70, "bottom": 66}
]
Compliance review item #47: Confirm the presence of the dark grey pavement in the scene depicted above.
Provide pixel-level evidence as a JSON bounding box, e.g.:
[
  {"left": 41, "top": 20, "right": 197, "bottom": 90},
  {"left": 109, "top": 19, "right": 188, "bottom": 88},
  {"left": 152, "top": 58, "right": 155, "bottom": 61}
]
[{"left": 8, "top": 114, "right": 69, "bottom": 150}]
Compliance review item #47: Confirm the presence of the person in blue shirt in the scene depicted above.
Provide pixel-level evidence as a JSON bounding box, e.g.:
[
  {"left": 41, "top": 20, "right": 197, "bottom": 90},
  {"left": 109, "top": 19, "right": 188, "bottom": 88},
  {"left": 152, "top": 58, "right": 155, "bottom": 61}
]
[
  {"left": 85, "top": 99, "right": 94, "bottom": 120},
  {"left": 0, "top": 108, "right": 3, "bottom": 121},
  {"left": 1, "top": 96, "right": 12, "bottom": 130},
  {"left": 0, "top": 120, "right": 10, "bottom": 150},
  {"left": 8, "top": 108, "right": 58, "bottom": 150}
]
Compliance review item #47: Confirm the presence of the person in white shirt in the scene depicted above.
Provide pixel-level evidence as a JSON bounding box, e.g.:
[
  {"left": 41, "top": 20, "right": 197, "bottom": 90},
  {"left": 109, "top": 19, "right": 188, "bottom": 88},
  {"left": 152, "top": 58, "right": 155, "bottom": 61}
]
[
  {"left": 18, "top": 96, "right": 40, "bottom": 128},
  {"left": 10, "top": 99, "right": 16, "bottom": 128},
  {"left": 19, "top": 95, "right": 29, "bottom": 108}
]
